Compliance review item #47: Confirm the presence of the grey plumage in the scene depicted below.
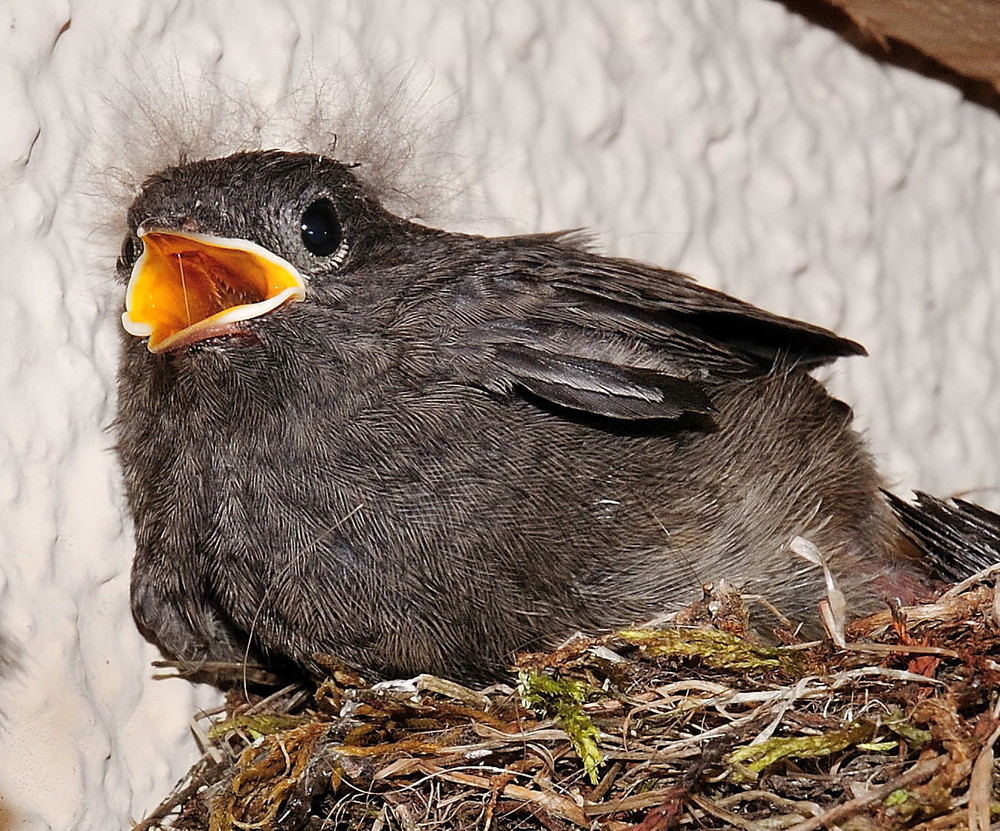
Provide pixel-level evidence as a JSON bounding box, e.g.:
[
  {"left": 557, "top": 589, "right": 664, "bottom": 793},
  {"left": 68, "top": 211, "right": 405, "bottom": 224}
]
[{"left": 116, "top": 150, "right": 926, "bottom": 683}]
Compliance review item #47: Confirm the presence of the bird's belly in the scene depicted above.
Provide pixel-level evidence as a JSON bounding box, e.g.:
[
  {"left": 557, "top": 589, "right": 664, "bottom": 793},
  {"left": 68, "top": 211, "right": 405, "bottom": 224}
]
[{"left": 126, "top": 371, "right": 916, "bottom": 681}]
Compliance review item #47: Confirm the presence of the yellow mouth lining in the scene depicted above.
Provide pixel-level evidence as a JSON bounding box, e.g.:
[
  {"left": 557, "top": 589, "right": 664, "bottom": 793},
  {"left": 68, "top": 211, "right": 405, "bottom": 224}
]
[{"left": 121, "top": 228, "right": 306, "bottom": 353}]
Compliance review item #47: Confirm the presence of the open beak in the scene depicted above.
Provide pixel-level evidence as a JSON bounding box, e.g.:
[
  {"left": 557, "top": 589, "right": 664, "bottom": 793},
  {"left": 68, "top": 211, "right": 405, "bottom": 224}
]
[{"left": 121, "top": 227, "right": 306, "bottom": 353}]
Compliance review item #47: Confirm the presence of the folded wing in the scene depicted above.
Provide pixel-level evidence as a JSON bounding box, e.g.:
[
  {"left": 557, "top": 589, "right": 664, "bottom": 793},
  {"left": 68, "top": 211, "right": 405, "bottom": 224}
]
[{"left": 454, "top": 233, "right": 864, "bottom": 420}]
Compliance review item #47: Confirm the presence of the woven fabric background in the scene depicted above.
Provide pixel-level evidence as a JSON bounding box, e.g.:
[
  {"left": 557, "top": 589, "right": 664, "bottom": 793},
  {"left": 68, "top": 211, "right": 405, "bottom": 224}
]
[{"left": 1, "top": 1, "right": 997, "bottom": 828}]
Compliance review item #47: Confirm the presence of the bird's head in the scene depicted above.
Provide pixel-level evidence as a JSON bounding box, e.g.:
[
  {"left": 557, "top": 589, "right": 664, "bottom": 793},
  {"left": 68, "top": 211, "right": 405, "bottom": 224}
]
[{"left": 118, "top": 150, "right": 417, "bottom": 354}]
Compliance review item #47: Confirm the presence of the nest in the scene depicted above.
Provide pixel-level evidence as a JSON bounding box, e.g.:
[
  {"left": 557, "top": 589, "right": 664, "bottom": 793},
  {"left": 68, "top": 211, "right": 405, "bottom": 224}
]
[{"left": 133, "top": 565, "right": 1000, "bottom": 831}]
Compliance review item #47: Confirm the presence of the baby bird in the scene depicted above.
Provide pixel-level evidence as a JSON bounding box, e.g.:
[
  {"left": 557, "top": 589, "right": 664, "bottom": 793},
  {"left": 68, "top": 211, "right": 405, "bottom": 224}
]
[{"left": 115, "top": 150, "right": 925, "bottom": 683}]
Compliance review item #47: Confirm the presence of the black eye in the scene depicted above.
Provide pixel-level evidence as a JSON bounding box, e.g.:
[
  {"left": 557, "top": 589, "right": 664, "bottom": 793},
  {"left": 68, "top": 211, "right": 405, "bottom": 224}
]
[
  {"left": 119, "top": 233, "right": 142, "bottom": 270},
  {"left": 300, "top": 199, "right": 343, "bottom": 257}
]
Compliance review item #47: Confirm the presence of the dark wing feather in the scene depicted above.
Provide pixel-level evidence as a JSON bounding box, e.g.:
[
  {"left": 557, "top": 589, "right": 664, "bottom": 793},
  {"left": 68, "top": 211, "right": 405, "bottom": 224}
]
[
  {"left": 492, "top": 344, "right": 714, "bottom": 419},
  {"left": 886, "top": 491, "right": 1000, "bottom": 583},
  {"left": 547, "top": 256, "right": 866, "bottom": 369},
  {"left": 453, "top": 234, "right": 865, "bottom": 421}
]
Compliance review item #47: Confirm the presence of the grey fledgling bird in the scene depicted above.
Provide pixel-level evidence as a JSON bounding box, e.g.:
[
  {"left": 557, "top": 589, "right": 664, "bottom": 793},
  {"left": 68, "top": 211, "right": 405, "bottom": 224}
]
[{"left": 115, "top": 150, "right": 926, "bottom": 683}]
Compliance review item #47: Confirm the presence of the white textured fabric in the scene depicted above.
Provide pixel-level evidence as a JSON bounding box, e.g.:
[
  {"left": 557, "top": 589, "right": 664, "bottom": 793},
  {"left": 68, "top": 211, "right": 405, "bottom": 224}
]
[{"left": 0, "top": 1, "right": 997, "bottom": 827}]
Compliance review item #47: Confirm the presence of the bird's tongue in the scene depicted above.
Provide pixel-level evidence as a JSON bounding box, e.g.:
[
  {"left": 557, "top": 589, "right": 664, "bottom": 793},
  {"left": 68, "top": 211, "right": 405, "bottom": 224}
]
[{"left": 121, "top": 228, "right": 306, "bottom": 353}]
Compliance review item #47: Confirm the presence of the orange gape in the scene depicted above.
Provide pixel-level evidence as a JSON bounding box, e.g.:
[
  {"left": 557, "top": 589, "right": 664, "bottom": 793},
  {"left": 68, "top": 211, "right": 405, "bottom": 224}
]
[{"left": 123, "top": 229, "right": 305, "bottom": 352}]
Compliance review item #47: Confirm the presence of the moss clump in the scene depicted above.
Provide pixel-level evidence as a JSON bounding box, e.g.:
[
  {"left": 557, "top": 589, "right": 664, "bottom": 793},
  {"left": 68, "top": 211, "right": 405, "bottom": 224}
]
[
  {"left": 518, "top": 670, "right": 604, "bottom": 784},
  {"left": 617, "top": 626, "right": 803, "bottom": 674}
]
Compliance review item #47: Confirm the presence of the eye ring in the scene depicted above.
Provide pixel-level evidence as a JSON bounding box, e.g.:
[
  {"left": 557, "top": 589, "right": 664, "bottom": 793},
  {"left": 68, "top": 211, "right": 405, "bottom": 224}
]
[{"left": 300, "top": 198, "right": 345, "bottom": 259}]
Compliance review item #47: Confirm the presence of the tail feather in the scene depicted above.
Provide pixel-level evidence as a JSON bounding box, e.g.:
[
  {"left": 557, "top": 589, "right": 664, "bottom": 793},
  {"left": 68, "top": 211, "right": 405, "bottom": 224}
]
[{"left": 885, "top": 491, "right": 1000, "bottom": 583}]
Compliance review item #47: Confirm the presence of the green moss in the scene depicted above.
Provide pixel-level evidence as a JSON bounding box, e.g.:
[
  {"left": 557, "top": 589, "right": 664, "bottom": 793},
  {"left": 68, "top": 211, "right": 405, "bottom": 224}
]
[
  {"left": 518, "top": 670, "right": 604, "bottom": 784},
  {"left": 729, "top": 721, "right": 877, "bottom": 780},
  {"left": 207, "top": 713, "right": 310, "bottom": 741},
  {"left": 883, "top": 710, "right": 932, "bottom": 747},
  {"left": 618, "top": 628, "right": 803, "bottom": 674}
]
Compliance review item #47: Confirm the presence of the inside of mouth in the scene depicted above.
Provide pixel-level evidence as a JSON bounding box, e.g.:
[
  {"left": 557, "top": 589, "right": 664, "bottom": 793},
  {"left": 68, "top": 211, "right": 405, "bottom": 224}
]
[{"left": 138, "top": 237, "right": 277, "bottom": 329}]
